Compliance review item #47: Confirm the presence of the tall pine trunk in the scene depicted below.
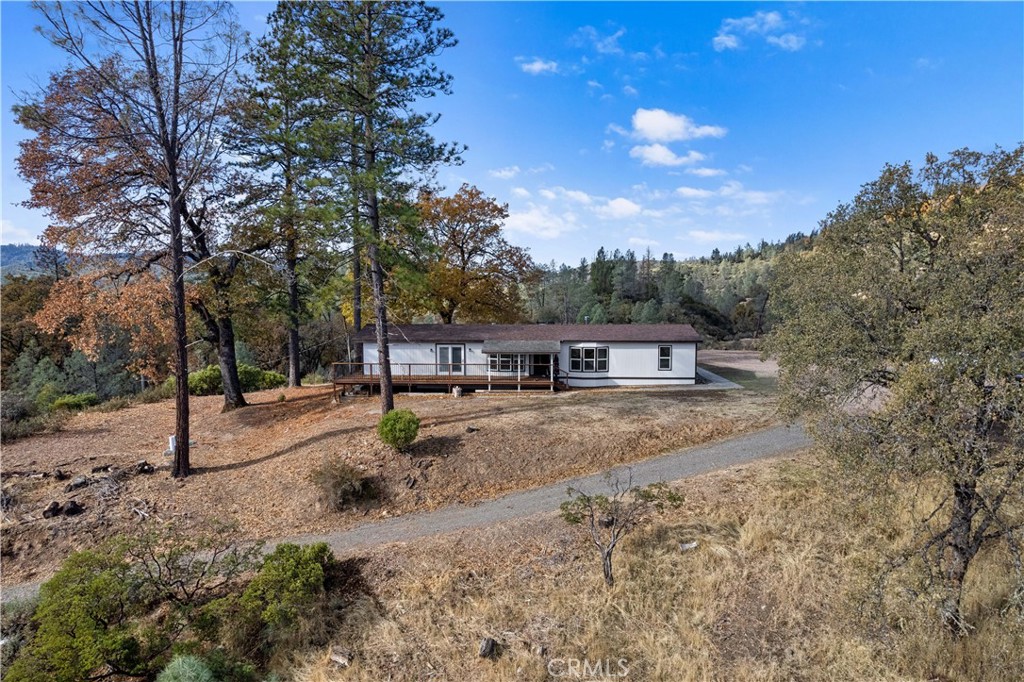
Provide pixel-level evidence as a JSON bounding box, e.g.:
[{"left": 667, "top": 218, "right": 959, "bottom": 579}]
[
  {"left": 286, "top": 239, "right": 301, "bottom": 387},
  {"left": 350, "top": 135, "right": 363, "bottom": 366},
  {"left": 170, "top": 196, "right": 190, "bottom": 478}
]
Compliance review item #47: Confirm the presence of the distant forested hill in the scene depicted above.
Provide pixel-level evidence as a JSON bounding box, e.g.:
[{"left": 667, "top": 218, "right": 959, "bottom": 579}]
[{"left": 0, "top": 244, "right": 44, "bottom": 279}]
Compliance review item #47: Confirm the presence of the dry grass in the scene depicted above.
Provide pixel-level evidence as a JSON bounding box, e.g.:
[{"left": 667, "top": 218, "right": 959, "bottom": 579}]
[{"left": 289, "top": 456, "right": 1024, "bottom": 681}]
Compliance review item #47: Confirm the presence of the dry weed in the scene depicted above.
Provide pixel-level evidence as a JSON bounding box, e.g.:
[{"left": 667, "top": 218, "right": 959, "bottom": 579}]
[{"left": 289, "top": 457, "right": 1022, "bottom": 681}]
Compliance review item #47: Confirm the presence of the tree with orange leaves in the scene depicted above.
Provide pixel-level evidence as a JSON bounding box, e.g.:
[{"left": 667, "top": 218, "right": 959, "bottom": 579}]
[
  {"left": 416, "top": 184, "right": 538, "bottom": 324},
  {"left": 33, "top": 269, "right": 175, "bottom": 383}
]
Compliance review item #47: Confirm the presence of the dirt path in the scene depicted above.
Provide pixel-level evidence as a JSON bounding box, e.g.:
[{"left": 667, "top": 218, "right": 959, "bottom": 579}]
[{"left": 0, "top": 423, "right": 809, "bottom": 604}]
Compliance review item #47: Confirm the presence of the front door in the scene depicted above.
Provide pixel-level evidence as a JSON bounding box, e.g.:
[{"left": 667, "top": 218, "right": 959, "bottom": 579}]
[
  {"left": 530, "top": 354, "right": 551, "bottom": 378},
  {"left": 437, "top": 344, "right": 464, "bottom": 375}
]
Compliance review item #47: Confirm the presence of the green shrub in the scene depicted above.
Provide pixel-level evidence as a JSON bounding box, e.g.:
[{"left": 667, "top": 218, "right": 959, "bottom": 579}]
[
  {"left": 174, "top": 365, "right": 289, "bottom": 397},
  {"left": 2, "top": 546, "right": 154, "bottom": 682},
  {"left": 33, "top": 382, "right": 63, "bottom": 412},
  {"left": 2, "top": 526, "right": 261, "bottom": 682},
  {"left": 243, "top": 543, "right": 336, "bottom": 628},
  {"left": 50, "top": 392, "right": 100, "bottom": 412},
  {"left": 188, "top": 366, "right": 224, "bottom": 396},
  {"left": 157, "top": 654, "right": 216, "bottom": 682},
  {"left": 377, "top": 409, "right": 420, "bottom": 451},
  {"left": 208, "top": 543, "right": 341, "bottom": 665},
  {"left": 308, "top": 460, "right": 377, "bottom": 512}
]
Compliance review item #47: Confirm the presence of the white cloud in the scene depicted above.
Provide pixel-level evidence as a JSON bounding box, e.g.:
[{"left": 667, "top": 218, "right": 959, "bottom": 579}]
[
  {"left": 714, "top": 10, "right": 809, "bottom": 52},
  {"left": 560, "top": 188, "right": 593, "bottom": 204},
  {"left": 628, "top": 237, "right": 660, "bottom": 247},
  {"left": 629, "top": 144, "right": 705, "bottom": 167},
  {"left": 766, "top": 33, "right": 806, "bottom": 51},
  {"left": 622, "top": 85, "right": 638, "bottom": 97},
  {"left": 630, "top": 108, "right": 727, "bottom": 142},
  {"left": 517, "top": 57, "right": 559, "bottom": 75},
  {"left": 601, "top": 140, "right": 615, "bottom": 152},
  {"left": 675, "top": 186, "right": 716, "bottom": 199},
  {"left": 719, "top": 180, "right": 780, "bottom": 205},
  {"left": 505, "top": 204, "right": 580, "bottom": 239},
  {"left": 488, "top": 165, "right": 520, "bottom": 180},
  {"left": 688, "top": 229, "right": 746, "bottom": 243},
  {"left": 674, "top": 180, "right": 781, "bottom": 206},
  {"left": 587, "top": 79, "right": 603, "bottom": 89},
  {"left": 595, "top": 197, "right": 643, "bottom": 219},
  {"left": 687, "top": 167, "right": 727, "bottom": 177},
  {"left": 539, "top": 188, "right": 557, "bottom": 200},
  {"left": 574, "top": 25, "right": 627, "bottom": 55},
  {"left": 712, "top": 34, "right": 739, "bottom": 51},
  {"left": 511, "top": 187, "right": 531, "bottom": 198}
]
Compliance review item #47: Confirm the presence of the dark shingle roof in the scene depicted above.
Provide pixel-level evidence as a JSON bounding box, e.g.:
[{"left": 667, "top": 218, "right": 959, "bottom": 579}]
[{"left": 353, "top": 323, "right": 702, "bottom": 344}]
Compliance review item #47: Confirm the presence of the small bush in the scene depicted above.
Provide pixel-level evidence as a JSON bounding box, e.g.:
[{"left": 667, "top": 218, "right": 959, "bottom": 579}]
[
  {"left": 308, "top": 460, "right": 377, "bottom": 512},
  {"left": 1, "top": 391, "right": 37, "bottom": 424},
  {"left": 188, "top": 366, "right": 224, "bottom": 396},
  {"left": 51, "top": 393, "right": 100, "bottom": 412},
  {"left": 0, "top": 597, "right": 40, "bottom": 672},
  {"left": 157, "top": 654, "right": 215, "bottom": 682},
  {"left": 174, "top": 365, "right": 288, "bottom": 397},
  {"left": 0, "top": 410, "right": 71, "bottom": 444},
  {"left": 33, "top": 382, "right": 63, "bottom": 412},
  {"left": 238, "top": 364, "right": 286, "bottom": 391},
  {"left": 209, "top": 543, "right": 342, "bottom": 665},
  {"left": 94, "top": 396, "right": 132, "bottom": 413},
  {"left": 138, "top": 380, "right": 175, "bottom": 404},
  {"left": 2, "top": 546, "right": 154, "bottom": 682},
  {"left": 377, "top": 409, "right": 420, "bottom": 451},
  {"left": 301, "top": 370, "right": 327, "bottom": 385},
  {"left": 2, "top": 526, "right": 262, "bottom": 682}
]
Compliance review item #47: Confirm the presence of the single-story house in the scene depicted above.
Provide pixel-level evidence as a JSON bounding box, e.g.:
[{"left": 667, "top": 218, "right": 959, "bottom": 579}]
[{"left": 341, "top": 323, "right": 701, "bottom": 391}]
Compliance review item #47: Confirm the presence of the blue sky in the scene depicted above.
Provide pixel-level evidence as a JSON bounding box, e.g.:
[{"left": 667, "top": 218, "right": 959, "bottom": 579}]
[{"left": 2, "top": 2, "right": 1022, "bottom": 265}]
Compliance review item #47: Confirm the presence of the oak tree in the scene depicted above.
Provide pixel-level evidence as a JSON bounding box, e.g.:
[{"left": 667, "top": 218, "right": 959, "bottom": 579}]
[
  {"left": 415, "top": 184, "right": 537, "bottom": 323},
  {"left": 766, "top": 146, "right": 1024, "bottom": 633}
]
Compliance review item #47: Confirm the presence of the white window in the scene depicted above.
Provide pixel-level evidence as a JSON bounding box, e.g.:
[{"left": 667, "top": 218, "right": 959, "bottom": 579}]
[
  {"left": 488, "top": 353, "right": 526, "bottom": 373},
  {"left": 658, "top": 345, "right": 672, "bottom": 371},
  {"left": 569, "top": 346, "right": 608, "bottom": 373},
  {"left": 437, "top": 344, "right": 464, "bottom": 374}
]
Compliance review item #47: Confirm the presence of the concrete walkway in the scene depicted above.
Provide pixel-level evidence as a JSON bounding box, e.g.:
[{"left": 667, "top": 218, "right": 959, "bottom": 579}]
[{"left": 0, "top": 423, "right": 810, "bottom": 604}]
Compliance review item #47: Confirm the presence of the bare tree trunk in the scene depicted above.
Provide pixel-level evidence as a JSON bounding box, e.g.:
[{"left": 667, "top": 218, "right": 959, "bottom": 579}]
[
  {"left": 286, "top": 240, "right": 301, "bottom": 387},
  {"left": 350, "top": 134, "right": 363, "bottom": 366},
  {"left": 170, "top": 199, "right": 190, "bottom": 478},
  {"left": 942, "top": 478, "right": 978, "bottom": 634},
  {"left": 216, "top": 316, "right": 247, "bottom": 411},
  {"left": 352, "top": 235, "right": 363, "bottom": 363},
  {"left": 367, "top": 237, "right": 394, "bottom": 414},
  {"left": 601, "top": 549, "right": 615, "bottom": 587}
]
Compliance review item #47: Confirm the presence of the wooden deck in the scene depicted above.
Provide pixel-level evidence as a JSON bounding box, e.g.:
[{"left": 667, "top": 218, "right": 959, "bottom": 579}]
[{"left": 330, "top": 362, "right": 567, "bottom": 397}]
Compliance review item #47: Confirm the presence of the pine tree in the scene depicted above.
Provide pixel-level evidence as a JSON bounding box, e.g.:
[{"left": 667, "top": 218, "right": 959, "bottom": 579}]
[{"left": 304, "top": 1, "right": 462, "bottom": 414}]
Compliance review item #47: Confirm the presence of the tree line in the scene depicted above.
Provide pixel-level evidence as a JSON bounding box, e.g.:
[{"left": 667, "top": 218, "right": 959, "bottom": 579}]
[{"left": 10, "top": 1, "right": 495, "bottom": 476}]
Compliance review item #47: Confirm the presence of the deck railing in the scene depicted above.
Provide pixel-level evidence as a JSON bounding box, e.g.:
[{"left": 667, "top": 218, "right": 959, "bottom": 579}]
[{"left": 330, "top": 362, "right": 567, "bottom": 384}]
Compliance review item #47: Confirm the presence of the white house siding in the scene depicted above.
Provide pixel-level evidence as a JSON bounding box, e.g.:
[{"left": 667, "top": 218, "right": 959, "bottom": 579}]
[
  {"left": 559, "top": 341, "right": 697, "bottom": 387},
  {"left": 361, "top": 341, "right": 492, "bottom": 376},
  {"left": 362, "top": 340, "right": 697, "bottom": 387}
]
